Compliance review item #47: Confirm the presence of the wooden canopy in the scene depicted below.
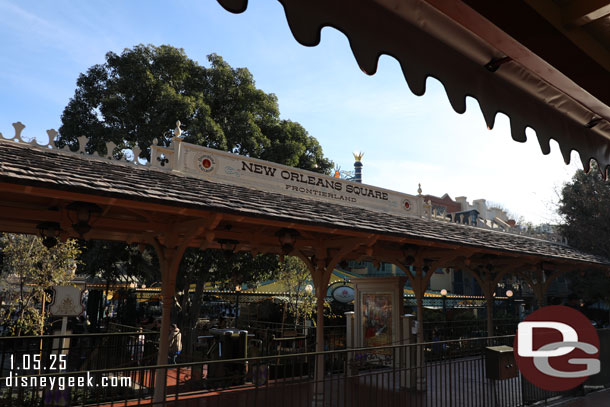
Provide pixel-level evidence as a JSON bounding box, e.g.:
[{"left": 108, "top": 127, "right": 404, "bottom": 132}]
[
  {"left": 1, "top": 132, "right": 609, "bottom": 401},
  {"left": 0, "top": 136, "right": 607, "bottom": 268}
]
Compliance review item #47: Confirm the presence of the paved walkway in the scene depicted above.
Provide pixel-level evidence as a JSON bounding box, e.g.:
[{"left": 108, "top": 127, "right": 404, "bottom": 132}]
[
  {"left": 554, "top": 389, "right": 610, "bottom": 407},
  {"left": 95, "top": 363, "right": 609, "bottom": 407}
]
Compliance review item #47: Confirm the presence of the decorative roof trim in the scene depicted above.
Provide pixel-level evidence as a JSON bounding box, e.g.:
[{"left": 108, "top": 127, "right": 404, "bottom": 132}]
[
  {"left": 0, "top": 122, "right": 571, "bottom": 245},
  {"left": 0, "top": 122, "right": 148, "bottom": 168},
  {"left": 1, "top": 137, "right": 608, "bottom": 265}
]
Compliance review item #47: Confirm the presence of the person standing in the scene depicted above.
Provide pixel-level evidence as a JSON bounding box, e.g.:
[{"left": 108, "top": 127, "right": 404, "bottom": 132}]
[
  {"left": 130, "top": 327, "right": 146, "bottom": 365},
  {"left": 168, "top": 324, "right": 182, "bottom": 364}
]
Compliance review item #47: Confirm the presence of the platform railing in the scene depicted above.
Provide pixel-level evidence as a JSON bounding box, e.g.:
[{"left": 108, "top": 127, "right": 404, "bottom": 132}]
[{"left": 1, "top": 331, "right": 608, "bottom": 407}]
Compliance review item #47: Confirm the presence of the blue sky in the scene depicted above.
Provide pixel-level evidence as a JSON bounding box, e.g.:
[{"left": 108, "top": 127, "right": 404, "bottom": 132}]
[{"left": 0, "top": 0, "right": 582, "bottom": 224}]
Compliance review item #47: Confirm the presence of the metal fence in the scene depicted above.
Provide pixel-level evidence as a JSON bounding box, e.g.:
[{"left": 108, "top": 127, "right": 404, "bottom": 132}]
[
  {"left": 244, "top": 320, "right": 347, "bottom": 353},
  {"left": 422, "top": 319, "right": 520, "bottom": 341},
  {"left": 1, "top": 330, "right": 608, "bottom": 407},
  {"left": 0, "top": 330, "right": 160, "bottom": 377}
]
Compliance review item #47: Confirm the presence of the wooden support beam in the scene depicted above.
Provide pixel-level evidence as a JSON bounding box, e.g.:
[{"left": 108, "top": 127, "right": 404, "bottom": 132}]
[
  {"left": 144, "top": 219, "right": 211, "bottom": 404},
  {"left": 561, "top": 0, "right": 610, "bottom": 26},
  {"left": 523, "top": 0, "right": 610, "bottom": 70},
  {"left": 296, "top": 237, "right": 364, "bottom": 406}
]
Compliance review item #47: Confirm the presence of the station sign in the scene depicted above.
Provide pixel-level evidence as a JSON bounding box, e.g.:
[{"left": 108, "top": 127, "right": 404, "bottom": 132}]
[
  {"left": 151, "top": 139, "right": 424, "bottom": 218},
  {"left": 49, "top": 285, "right": 85, "bottom": 317},
  {"left": 331, "top": 285, "right": 355, "bottom": 303}
]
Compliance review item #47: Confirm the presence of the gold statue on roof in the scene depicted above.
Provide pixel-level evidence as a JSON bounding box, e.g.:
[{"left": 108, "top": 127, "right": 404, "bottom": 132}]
[{"left": 353, "top": 151, "right": 364, "bottom": 162}]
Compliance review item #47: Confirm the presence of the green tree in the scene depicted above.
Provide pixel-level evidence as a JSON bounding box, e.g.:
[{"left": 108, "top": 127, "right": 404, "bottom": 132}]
[
  {"left": 56, "top": 42, "right": 333, "bottom": 294},
  {"left": 79, "top": 241, "right": 158, "bottom": 286},
  {"left": 55, "top": 44, "right": 333, "bottom": 343},
  {"left": 57, "top": 45, "right": 333, "bottom": 173},
  {"left": 276, "top": 256, "right": 325, "bottom": 332},
  {"left": 175, "top": 249, "right": 280, "bottom": 356},
  {"left": 557, "top": 164, "right": 610, "bottom": 303},
  {"left": 78, "top": 240, "right": 158, "bottom": 328},
  {"left": 0, "top": 234, "right": 81, "bottom": 336}
]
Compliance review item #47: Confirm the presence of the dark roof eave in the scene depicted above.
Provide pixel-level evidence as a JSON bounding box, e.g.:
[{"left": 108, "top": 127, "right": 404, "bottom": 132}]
[
  {"left": 1, "top": 141, "right": 609, "bottom": 268},
  {"left": 217, "top": 0, "right": 610, "bottom": 175}
]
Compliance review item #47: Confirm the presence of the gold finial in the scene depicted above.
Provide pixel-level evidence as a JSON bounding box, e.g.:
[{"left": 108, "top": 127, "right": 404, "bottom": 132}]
[
  {"left": 417, "top": 183, "right": 422, "bottom": 195},
  {"left": 174, "top": 120, "right": 182, "bottom": 138},
  {"left": 353, "top": 151, "right": 364, "bottom": 162}
]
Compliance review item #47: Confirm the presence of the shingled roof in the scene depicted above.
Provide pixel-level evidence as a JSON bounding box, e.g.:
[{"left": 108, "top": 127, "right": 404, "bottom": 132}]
[{"left": 0, "top": 139, "right": 608, "bottom": 266}]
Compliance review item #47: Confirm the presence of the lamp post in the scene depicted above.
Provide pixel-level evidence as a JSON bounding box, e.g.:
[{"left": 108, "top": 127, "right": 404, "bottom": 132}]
[
  {"left": 66, "top": 201, "right": 101, "bottom": 236},
  {"left": 37, "top": 222, "right": 61, "bottom": 248},
  {"left": 234, "top": 285, "right": 241, "bottom": 328},
  {"left": 440, "top": 289, "right": 447, "bottom": 327},
  {"left": 218, "top": 239, "right": 238, "bottom": 259},
  {"left": 276, "top": 228, "right": 299, "bottom": 254},
  {"left": 304, "top": 284, "right": 313, "bottom": 332},
  {"left": 506, "top": 289, "right": 514, "bottom": 325}
]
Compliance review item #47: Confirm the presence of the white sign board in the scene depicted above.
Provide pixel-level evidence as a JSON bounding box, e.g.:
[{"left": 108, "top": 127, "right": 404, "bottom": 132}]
[
  {"left": 50, "top": 285, "right": 84, "bottom": 317},
  {"left": 151, "top": 140, "right": 424, "bottom": 218},
  {"left": 331, "top": 285, "right": 355, "bottom": 303}
]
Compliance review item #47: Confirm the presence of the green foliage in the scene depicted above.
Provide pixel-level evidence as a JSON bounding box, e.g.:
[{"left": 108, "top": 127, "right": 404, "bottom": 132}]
[
  {"left": 0, "top": 234, "right": 81, "bottom": 336},
  {"left": 56, "top": 43, "right": 333, "bottom": 291},
  {"left": 276, "top": 256, "right": 320, "bottom": 327},
  {"left": 174, "top": 249, "right": 280, "bottom": 356},
  {"left": 79, "top": 240, "right": 158, "bottom": 285},
  {"left": 55, "top": 44, "right": 334, "bottom": 338},
  {"left": 176, "top": 248, "right": 279, "bottom": 293},
  {"left": 558, "top": 165, "right": 610, "bottom": 258},
  {"left": 57, "top": 45, "right": 333, "bottom": 173},
  {"left": 558, "top": 164, "right": 610, "bottom": 302}
]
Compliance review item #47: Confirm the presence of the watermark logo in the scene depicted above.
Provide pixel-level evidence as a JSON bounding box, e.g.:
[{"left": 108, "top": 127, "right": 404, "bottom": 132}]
[{"left": 514, "top": 305, "right": 600, "bottom": 391}]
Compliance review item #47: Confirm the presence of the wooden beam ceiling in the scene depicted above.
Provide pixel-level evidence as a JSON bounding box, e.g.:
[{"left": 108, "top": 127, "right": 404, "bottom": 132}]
[
  {"left": 523, "top": 0, "right": 610, "bottom": 71},
  {"left": 561, "top": 0, "right": 610, "bottom": 26}
]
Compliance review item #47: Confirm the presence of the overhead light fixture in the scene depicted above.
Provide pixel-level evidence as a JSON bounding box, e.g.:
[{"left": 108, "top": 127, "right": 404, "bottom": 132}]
[
  {"left": 276, "top": 228, "right": 299, "bottom": 254},
  {"left": 37, "top": 222, "right": 61, "bottom": 249},
  {"left": 401, "top": 244, "right": 416, "bottom": 265},
  {"left": 217, "top": 239, "right": 238, "bottom": 258},
  {"left": 67, "top": 202, "right": 101, "bottom": 236}
]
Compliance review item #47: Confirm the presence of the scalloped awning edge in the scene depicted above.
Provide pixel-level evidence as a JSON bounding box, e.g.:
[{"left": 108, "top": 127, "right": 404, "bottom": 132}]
[{"left": 217, "top": 0, "right": 610, "bottom": 178}]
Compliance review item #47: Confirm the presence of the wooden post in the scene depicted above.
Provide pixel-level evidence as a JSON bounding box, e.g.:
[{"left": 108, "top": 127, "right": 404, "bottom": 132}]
[
  {"left": 153, "top": 247, "right": 180, "bottom": 404},
  {"left": 411, "top": 266, "right": 427, "bottom": 391},
  {"left": 393, "top": 252, "right": 457, "bottom": 392},
  {"left": 459, "top": 263, "right": 499, "bottom": 339},
  {"left": 60, "top": 316, "right": 69, "bottom": 354},
  {"left": 485, "top": 290, "right": 494, "bottom": 337},
  {"left": 38, "top": 295, "right": 45, "bottom": 375},
  {"left": 149, "top": 220, "right": 210, "bottom": 405},
  {"left": 311, "top": 258, "right": 332, "bottom": 407},
  {"left": 296, "top": 239, "right": 364, "bottom": 407}
]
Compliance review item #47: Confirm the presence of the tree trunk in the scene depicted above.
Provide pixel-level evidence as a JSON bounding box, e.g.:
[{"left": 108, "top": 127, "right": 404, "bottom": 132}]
[
  {"left": 174, "top": 267, "right": 195, "bottom": 360},
  {"left": 185, "top": 279, "right": 205, "bottom": 359},
  {"left": 280, "top": 301, "right": 287, "bottom": 336}
]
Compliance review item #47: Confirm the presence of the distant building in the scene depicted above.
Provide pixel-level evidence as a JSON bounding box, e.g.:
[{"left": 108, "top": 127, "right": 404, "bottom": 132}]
[
  {"left": 422, "top": 193, "right": 462, "bottom": 216},
  {"left": 421, "top": 192, "right": 521, "bottom": 296},
  {"left": 423, "top": 193, "right": 516, "bottom": 230}
]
